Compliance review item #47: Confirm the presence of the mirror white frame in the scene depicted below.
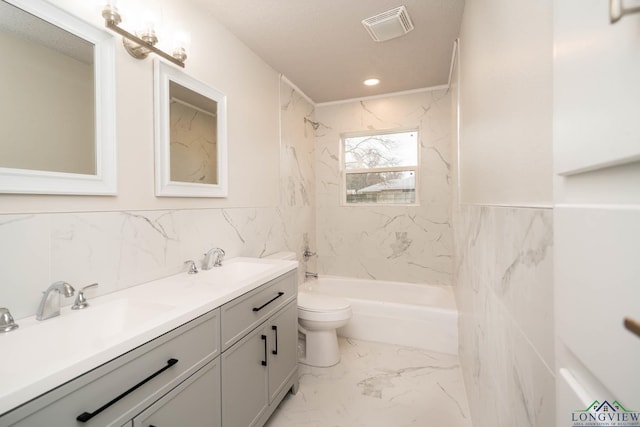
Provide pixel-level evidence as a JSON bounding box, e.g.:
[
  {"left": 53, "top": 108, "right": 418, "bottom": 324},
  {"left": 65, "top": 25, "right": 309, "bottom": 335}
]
[
  {"left": 154, "top": 59, "right": 228, "bottom": 198},
  {"left": 0, "top": 0, "right": 117, "bottom": 195}
]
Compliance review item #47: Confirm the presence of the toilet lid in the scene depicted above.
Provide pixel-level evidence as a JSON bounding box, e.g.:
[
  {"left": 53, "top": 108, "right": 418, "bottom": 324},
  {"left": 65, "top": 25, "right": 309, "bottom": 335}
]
[{"left": 298, "top": 291, "right": 350, "bottom": 312}]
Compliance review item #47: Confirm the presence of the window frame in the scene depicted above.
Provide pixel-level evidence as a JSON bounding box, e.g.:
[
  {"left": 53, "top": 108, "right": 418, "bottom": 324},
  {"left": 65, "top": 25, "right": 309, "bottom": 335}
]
[{"left": 340, "top": 128, "right": 421, "bottom": 206}]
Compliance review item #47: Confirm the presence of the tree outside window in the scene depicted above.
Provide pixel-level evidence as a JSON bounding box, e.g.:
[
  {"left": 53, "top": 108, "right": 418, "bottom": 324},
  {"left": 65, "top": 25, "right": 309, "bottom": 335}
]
[{"left": 342, "top": 130, "right": 418, "bottom": 204}]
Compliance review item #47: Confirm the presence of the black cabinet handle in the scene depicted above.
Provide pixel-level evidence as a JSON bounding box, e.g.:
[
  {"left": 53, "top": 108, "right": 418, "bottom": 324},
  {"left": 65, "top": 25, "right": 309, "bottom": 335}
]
[
  {"left": 76, "top": 359, "right": 178, "bottom": 423},
  {"left": 261, "top": 334, "right": 268, "bottom": 366},
  {"left": 252, "top": 292, "right": 284, "bottom": 312},
  {"left": 272, "top": 325, "right": 278, "bottom": 355}
]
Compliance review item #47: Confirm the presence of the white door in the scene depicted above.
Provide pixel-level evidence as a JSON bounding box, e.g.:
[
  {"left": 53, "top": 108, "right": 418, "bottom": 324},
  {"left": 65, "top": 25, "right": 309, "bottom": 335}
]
[{"left": 554, "top": 1, "right": 640, "bottom": 426}]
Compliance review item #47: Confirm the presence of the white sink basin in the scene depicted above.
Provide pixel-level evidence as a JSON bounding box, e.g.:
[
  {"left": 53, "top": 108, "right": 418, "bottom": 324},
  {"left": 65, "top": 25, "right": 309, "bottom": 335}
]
[
  {"left": 195, "top": 260, "right": 275, "bottom": 285},
  {"left": 3, "top": 299, "right": 175, "bottom": 365}
]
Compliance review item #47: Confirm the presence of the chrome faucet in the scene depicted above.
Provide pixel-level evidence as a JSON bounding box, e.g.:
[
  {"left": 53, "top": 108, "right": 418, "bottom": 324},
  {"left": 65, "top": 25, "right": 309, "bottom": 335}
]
[
  {"left": 0, "top": 307, "right": 19, "bottom": 332},
  {"left": 71, "top": 283, "right": 99, "bottom": 310},
  {"left": 202, "top": 247, "right": 225, "bottom": 270},
  {"left": 36, "top": 281, "right": 75, "bottom": 321},
  {"left": 305, "top": 272, "right": 318, "bottom": 279},
  {"left": 184, "top": 259, "right": 199, "bottom": 275}
]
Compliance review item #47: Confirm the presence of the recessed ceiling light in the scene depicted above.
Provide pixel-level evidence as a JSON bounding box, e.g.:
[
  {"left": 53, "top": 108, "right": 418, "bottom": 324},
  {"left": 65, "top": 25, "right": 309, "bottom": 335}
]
[{"left": 364, "top": 78, "right": 380, "bottom": 86}]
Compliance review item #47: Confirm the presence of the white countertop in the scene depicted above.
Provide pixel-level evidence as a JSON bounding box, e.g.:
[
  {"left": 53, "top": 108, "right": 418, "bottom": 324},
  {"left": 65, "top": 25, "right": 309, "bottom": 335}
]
[{"left": 0, "top": 257, "right": 297, "bottom": 416}]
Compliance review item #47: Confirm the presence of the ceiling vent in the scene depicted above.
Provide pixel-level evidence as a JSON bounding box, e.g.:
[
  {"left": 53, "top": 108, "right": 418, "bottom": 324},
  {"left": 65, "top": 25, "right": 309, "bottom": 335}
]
[{"left": 361, "top": 6, "right": 414, "bottom": 42}]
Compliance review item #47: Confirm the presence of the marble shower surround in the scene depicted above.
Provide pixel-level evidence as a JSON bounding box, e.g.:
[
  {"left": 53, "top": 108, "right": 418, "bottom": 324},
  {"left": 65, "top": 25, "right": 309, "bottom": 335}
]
[
  {"left": 315, "top": 90, "right": 452, "bottom": 285},
  {"left": 279, "top": 78, "right": 317, "bottom": 278},
  {"left": 454, "top": 204, "right": 555, "bottom": 426}
]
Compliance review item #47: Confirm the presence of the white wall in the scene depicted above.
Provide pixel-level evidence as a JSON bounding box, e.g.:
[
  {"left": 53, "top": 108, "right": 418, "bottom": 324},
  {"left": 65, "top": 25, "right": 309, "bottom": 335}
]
[
  {"left": 458, "top": 0, "right": 553, "bottom": 206},
  {"left": 1, "top": 0, "right": 280, "bottom": 213},
  {"left": 453, "top": 0, "right": 556, "bottom": 425},
  {"left": 315, "top": 90, "right": 452, "bottom": 285},
  {"left": 0, "top": 1, "right": 315, "bottom": 320}
]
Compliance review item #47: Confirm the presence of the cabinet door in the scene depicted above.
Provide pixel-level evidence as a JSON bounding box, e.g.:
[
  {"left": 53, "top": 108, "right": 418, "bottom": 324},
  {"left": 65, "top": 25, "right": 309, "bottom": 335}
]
[
  {"left": 268, "top": 301, "right": 298, "bottom": 403},
  {"left": 221, "top": 325, "right": 269, "bottom": 427},
  {"left": 554, "top": 0, "right": 640, "bottom": 175},
  {"left": 132, "top": 359, "right": 221, "bottom": 427},
  {"left": 554, "top": 0, "right": 640, "bottom": 423}
]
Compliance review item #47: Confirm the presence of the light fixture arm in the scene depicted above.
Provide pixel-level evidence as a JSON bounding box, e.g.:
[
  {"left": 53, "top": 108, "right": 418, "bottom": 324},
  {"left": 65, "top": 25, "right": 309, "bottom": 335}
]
[{"left": 101, "top": 5, "right": 186, "bottom": 68}]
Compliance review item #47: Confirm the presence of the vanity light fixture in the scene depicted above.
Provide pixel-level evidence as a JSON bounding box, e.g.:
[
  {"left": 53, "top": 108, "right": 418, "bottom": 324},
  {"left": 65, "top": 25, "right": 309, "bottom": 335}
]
[
  {"left": 364, "top": 78, "right": 380, "bottom": 86},
  {"left": 101, "top": 1, "right": 187, "bottom": 67}
]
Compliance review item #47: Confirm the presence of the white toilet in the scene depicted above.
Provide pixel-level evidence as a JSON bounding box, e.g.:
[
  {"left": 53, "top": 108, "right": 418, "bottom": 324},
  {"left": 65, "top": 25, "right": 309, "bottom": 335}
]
[
  {"left": 297, "top": 291, "right": 351, "bottom": 367},
  {"left": 264, "top": 251, "right": 352, "bottom": 367}
]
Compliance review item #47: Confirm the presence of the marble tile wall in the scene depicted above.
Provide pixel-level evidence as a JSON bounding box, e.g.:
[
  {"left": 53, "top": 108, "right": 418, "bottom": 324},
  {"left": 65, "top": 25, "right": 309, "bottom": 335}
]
[
  {"left": 314, "top": 90, "right": 452, "bottom": 285},
  {"left": 0, "top": 79, "right": 316, "bottom": 320},
  {"left": 454, "top": 204, "right": 556, "bottom": 426},
  {"left": 279, "top": 79, "right": 317, "bottom": 280}
]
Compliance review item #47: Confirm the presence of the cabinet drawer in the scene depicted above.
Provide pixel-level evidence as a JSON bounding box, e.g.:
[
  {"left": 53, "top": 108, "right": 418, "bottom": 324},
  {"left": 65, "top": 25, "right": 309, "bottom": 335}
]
[
  {"left": 132, "top": 358, "right": 221, "bottom": 427},
  {"left": 221, "top": 272, "right": 295, "bottom": 350},
  {"left": 3, "top": 309, "right": 220, "bottom": 427}
]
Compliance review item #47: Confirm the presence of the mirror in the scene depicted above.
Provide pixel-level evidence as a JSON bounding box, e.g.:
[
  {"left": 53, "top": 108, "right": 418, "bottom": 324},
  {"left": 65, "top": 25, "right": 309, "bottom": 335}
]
[
  {"left": 0, "top": 0, "right": 116, "bottom": 195},
  {"left": 154, "top": 60, "right": 228, "bottom": 197}
]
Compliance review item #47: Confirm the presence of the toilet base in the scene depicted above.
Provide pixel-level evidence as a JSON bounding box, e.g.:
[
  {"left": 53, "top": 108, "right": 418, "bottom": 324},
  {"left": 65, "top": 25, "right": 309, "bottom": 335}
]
[{"left": 298, "top": 326, "right": 341, "bottom": 367}]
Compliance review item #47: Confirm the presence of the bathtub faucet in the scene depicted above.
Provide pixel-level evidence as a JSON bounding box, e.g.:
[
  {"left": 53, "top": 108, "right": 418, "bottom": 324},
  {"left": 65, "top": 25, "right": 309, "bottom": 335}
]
[{"left": 305, "top": 272, "right": 318, "bottom": 279}]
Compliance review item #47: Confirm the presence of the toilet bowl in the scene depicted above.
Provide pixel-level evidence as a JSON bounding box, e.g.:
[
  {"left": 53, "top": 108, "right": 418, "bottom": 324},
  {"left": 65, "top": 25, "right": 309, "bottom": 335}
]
[
  {"left": 297, "top": 291, "right": 352, "bottom": 367},
  {"left": 263, "top": 251, "right": 352, "bottom": 367}
]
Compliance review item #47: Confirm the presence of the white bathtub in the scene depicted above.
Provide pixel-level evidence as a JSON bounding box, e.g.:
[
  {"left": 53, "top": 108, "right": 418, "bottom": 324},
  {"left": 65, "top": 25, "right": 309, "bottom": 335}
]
[{"left": 299, "top": 276, "right": 458, "bottom": 355}]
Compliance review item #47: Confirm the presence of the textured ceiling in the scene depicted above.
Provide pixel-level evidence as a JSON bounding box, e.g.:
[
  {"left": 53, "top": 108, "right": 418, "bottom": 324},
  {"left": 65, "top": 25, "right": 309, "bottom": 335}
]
[
  {"left": 0, "top": 1, "right": 93, "bottom": 65},
  {"left": 194, "top": 0, "right": 465, "bottom": 103}
]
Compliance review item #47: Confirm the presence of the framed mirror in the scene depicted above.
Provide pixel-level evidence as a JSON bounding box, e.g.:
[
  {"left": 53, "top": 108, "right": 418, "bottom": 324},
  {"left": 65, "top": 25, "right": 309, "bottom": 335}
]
[
  {"left": 154, "top": 59, "right": 228, "bottom": 197},
  {"left": 0, "top": 0, "right": 116, "bottom": 195}
]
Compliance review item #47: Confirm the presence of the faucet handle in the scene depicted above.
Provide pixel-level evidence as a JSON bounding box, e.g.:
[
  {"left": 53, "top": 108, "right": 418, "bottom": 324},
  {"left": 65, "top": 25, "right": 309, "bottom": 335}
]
[
  {"left": 0, "top": 307, "right": 19, "bottom": 333},
  {"left": 303, "top": 249, "right": 316, "bottom": 261},
  {"left": 71, "top": 283, "right": 99, "bottom": 310},
  {"left": 184, "top": 259, "right": 199, "bottom": 274},
  {"left": 214, "top": 248, "right": 225, "bottom": 267}
]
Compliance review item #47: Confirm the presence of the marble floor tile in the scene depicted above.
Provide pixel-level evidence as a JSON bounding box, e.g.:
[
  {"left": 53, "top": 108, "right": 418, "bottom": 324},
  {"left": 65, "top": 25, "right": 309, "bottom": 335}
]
[{"left": 265, "top": 338, "right": 472, "bottom": 427}]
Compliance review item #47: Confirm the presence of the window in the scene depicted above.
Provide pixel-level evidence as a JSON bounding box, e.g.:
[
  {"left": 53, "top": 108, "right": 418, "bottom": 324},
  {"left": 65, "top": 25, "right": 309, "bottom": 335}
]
[{"left": 342, "top": 129, "right": 419, "bottom": 205}]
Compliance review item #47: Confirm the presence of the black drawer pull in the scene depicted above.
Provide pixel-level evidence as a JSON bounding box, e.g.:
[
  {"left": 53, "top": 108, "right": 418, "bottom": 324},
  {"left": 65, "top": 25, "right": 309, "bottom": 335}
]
[
  {"left": 76, "top": 358, "right": 178, "bottom": 423},
  {"left": 272, "top": 325, "right": 278, "bottom": 355},
  {"left": 261, "top": 334, "right": 268, "bottom": 366},
  {"left": 252, "top": 292, "right": 284, "bottom": 312}
]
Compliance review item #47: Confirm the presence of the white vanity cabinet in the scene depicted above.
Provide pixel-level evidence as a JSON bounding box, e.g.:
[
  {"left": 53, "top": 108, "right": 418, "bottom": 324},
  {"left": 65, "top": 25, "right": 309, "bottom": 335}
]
[
  {"left": 221, "top": 272, "right": 299, "bottom": 427},
  {"left": 0, "top": 268, "right": 298, "bottom": 427},
  {"left": 1, "top": 309, "right": 221, "bottom": 427},
  {"left": 127, "top": 358, "right": 221, "bottom": 427}
]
